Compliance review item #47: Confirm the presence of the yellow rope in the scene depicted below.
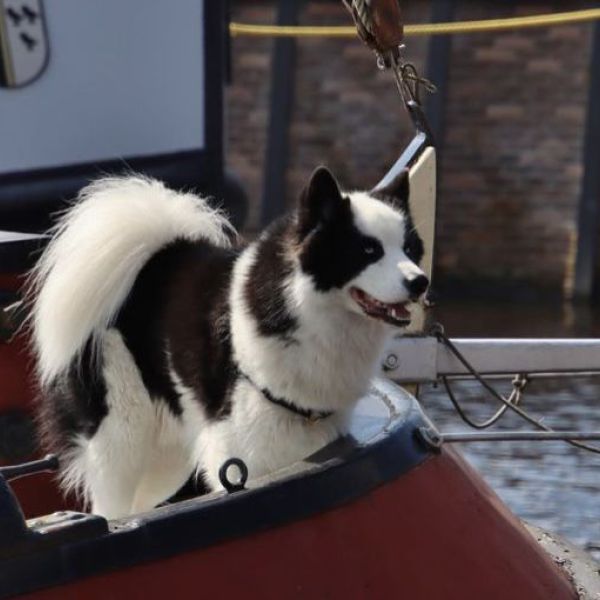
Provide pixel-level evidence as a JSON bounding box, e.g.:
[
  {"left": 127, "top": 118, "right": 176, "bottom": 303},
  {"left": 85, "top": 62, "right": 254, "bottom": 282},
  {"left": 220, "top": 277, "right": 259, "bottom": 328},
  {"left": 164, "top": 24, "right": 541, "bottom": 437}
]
[{"left": 230, "top": 8, "right": 600, "bottom": 38}]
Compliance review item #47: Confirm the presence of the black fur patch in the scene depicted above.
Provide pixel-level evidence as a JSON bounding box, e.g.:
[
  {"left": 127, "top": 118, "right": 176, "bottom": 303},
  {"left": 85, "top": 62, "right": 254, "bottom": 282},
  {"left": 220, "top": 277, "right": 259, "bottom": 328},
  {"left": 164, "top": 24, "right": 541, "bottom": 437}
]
[
  {"left": 116, "top": 246, "right": 186, "bottom": 416},
  {"left": 297, "top": 166, "right": 345, "bottom": 239},
  {"left": 39, "top": 341, "right": 108, "bottom": 452},
  {"left": 372, "top": 169, "right": 424, "bottom": 266},
  {"left": 168, "top": 470, "right": 211, "bottom": 502},
  {"left": 40, "top": 238, "right": 242, "bottom": 467},
  {"left": 245, "top": 219, "right": 298, "bottom": 339},
  {"left": 370, "top": 168, "right": 410, "bottom": 213},
  {"left": 295, "top": 165, "right": 389, "bottom": 291},
  {"left": 299, "top": 199, "right": 385, "bottom": 292},
  {"left": 402, "top": 214, "right": 424, "bottom": 265},
  {"left": 116, "top": 239, "right": 239, "bottom": 420}
]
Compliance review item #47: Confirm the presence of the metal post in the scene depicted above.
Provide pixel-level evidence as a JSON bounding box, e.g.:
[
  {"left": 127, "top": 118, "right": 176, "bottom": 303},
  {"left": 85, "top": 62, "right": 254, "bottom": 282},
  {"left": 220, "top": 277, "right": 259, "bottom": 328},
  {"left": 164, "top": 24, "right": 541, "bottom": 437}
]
[
  {"left": 574, "top": 20, "right": 600, "bottom": 300},
  {"left": 425, "top": 0, "right": 455, "bottom": 150},
  {"left": 260, "top": 0, "right": 302, "bottom": 227}
]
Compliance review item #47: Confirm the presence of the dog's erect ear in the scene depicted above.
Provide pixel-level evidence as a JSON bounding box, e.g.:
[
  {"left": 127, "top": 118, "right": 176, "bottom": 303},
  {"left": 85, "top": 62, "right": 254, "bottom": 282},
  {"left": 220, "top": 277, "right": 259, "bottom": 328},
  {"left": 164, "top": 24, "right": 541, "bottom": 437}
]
[
  {"left": 297, "top": 166, "right": 345, "bottom": 239},
  {"left": 371, "top": 168, "right": 409, "bottom": 210}
]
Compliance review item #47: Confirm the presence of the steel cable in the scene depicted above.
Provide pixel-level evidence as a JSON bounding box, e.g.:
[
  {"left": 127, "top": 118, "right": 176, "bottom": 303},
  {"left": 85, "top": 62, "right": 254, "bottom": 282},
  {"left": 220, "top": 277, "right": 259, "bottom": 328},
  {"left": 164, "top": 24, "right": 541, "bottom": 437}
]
[{"left": 432, "top": 324, "right": 600, "bottom": 455}]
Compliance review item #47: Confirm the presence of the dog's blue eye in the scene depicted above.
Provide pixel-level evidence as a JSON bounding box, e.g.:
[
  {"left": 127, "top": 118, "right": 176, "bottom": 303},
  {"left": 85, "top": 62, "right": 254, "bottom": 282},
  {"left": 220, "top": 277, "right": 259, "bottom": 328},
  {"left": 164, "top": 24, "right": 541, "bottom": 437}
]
[{"left": 364, "top": 245, "right": 375, "bottom": 255}]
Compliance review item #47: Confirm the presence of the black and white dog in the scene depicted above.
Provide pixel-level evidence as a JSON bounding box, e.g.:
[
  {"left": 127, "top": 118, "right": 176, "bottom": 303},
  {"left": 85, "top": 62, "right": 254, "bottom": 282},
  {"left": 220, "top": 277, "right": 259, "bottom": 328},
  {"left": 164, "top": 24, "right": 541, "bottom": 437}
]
[{"left": 30, "top": 167, "right": 428, "bottom": 518}]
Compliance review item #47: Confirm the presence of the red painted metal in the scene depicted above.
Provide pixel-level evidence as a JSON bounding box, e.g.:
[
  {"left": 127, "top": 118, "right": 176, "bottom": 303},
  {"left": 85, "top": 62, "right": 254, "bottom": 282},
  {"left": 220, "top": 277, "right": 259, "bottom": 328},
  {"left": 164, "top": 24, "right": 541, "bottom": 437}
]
[
  {"left": 0, "top": 334, "right": 36, "bottom": 414},
  {"left": 0, "top": 273, "right": 34, "bottom": 413},
  {"left": 0, "top": 274, "right": 23, "bottom": 291},
  {"left": 0, "top": 271, "right": 69, "bottom": 516},
  {"left": 10, "top": 473, "right": 70, "bottom": 518},
  {"left": 15, "top": 448, "right": 576, "bottom": 600}
]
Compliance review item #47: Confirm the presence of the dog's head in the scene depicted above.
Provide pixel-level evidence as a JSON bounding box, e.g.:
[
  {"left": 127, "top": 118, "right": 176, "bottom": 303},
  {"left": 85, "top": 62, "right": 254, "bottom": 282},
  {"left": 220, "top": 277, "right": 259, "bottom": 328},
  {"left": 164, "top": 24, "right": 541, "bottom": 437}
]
[{"left": 296, "top": 166, "right": 428, "bottom": 328}]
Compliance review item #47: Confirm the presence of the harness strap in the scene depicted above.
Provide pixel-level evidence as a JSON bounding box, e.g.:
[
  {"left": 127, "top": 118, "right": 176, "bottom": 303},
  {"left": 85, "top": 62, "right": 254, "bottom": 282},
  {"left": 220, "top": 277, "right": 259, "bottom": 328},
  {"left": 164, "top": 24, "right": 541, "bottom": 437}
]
[{"left": 237, "top": 370, "right": 334, "bottom": 423}]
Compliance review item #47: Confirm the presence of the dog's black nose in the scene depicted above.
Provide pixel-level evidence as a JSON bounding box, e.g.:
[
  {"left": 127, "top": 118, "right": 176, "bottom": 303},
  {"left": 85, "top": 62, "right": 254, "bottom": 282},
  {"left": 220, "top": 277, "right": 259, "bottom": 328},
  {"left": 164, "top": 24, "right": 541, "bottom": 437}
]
[{"left": 405, "top": 274, "right": 429, "bottom": 300}]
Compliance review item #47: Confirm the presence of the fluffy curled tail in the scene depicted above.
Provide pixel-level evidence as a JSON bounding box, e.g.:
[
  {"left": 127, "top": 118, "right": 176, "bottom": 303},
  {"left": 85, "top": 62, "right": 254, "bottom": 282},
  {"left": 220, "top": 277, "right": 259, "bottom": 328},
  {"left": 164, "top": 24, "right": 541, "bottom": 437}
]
[{"left": 29, "top": 176, "right": 233, "bottom": 386}]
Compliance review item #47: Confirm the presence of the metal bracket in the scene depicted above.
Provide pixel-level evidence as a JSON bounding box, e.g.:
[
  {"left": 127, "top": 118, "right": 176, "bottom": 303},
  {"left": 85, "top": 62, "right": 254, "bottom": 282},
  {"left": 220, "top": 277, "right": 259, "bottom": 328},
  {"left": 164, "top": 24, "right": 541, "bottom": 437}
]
[
  {"left": 0, "top": 472, "right": 108, "bottom": 560},
  {"left": 415, "top": 426, "right": 443, "bottom": 452}
]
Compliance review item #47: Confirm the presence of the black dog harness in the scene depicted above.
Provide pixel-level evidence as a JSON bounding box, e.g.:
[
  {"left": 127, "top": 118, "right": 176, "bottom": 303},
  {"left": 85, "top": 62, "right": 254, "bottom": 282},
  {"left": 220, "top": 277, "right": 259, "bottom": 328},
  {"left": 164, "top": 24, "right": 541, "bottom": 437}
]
[{"left": 237, "top": 369, "right": 334, "bottom": 423}]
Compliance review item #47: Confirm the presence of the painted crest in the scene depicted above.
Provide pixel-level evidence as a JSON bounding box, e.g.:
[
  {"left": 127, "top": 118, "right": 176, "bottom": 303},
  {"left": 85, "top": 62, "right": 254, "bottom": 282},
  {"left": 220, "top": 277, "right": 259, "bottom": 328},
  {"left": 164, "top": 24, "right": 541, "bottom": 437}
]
[{"left": 0, "top": 0, "right": 48, "bottom": 87}]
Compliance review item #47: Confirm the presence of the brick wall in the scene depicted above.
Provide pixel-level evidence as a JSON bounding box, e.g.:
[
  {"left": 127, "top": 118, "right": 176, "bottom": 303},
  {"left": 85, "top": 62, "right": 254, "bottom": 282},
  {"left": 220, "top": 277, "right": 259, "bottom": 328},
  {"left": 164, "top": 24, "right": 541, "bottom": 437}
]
[
  {"left": 227, "top": 1, "right": 594, "bottom": 296},
  {"left": 438, "top": 2, "right": 592, "bottom": 294},
  {"left": 226, "top": 3, "right": 275, "bottom": 229},
  {"left": 227, "top": 1, "right": 432, "bottom": 227}
]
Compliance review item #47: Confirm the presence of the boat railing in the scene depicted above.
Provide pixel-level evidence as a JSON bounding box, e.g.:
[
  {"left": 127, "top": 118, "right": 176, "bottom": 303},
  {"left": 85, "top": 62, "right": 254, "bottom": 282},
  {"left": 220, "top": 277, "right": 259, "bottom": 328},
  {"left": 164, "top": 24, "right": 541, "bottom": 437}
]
[{"left": 383, "top": 336, "right": 600, "bottom": 381}]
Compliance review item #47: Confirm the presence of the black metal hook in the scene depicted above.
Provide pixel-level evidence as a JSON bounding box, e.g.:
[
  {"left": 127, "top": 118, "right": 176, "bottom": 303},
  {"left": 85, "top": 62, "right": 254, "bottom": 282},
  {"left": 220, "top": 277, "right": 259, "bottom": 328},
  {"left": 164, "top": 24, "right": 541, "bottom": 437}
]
[{"left": 218, "top": 458, "right": 248, "bottom": 493}]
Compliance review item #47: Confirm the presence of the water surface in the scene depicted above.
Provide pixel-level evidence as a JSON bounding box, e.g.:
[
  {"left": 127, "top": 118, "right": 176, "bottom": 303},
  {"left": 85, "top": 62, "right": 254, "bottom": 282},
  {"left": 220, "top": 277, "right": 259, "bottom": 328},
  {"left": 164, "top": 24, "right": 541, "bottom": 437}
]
[{"left": 420, "top": 301, "right": 600, "bottom": 559}]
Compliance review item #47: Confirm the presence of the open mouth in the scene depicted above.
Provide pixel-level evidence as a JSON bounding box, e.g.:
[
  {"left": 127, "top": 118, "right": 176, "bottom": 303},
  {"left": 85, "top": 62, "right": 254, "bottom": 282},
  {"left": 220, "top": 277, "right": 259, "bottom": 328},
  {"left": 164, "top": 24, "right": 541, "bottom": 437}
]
[{"left": 350, "top": 287, "right": 412, "bottom": 327}]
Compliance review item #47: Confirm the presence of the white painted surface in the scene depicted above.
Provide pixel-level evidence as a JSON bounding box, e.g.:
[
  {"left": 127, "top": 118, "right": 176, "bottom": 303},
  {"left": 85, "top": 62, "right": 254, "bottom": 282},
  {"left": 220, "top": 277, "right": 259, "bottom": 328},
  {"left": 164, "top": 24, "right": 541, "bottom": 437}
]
[
  {"left": 406, "top": 146, "right": 436, "bottom": 335},
  {"left": 408, "top": 146, "right": 436, "bottom": 279},
  {"left": 0, "top": 230, "right": 45, "bottom": 242},
  {"left": 384, "top": 337, "right": 600, "bottom": 381},
  {"left": 0, "top": 0, "right": 205, "bottom": 174}
]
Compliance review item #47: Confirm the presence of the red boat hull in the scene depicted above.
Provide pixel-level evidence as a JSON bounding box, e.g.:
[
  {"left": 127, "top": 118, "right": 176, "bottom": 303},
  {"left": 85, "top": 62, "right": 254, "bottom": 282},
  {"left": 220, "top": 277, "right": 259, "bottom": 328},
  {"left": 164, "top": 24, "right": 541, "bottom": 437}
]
[
  {"left": 1, "top": 272, "right": 71, "bottom": 518},
  {"left": 0, "top": 269, "right": 576, "bottom": 599},
  {"left": 15, "top": 448, "right": 575, "bottom": 600},
  {"left": 0, "top": 274, "right": 32, "bottom": 414}
]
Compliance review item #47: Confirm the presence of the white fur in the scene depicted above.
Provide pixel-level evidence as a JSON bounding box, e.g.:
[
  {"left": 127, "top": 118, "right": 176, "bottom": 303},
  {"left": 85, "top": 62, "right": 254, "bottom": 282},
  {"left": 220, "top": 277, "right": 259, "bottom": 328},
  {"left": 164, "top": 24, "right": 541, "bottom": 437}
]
[
  {"left": 212, "top": 190, "right": 426, "bottom": 490},
  {"left": 230, "top": 242, "right": 388, "bottom": 414},
  {"left": 30, "top": 176, "right": 232, "bottom": 386},
  {"left": 346, "top": 191, "right": 425, "bottom": 307},
  {"left": 62, "top": 331, "right": 199, "bottom": 518},
  {"left": 34, "top": 177, "right": 426, "bottom": 519}
]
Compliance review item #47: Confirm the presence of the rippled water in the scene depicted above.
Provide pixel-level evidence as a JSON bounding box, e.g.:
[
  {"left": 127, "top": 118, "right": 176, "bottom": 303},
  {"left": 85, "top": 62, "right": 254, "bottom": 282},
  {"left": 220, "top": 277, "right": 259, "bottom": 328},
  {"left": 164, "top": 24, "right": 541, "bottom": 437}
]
[{"left": 421, "top": 301, "right": 600, "bottom": 560}]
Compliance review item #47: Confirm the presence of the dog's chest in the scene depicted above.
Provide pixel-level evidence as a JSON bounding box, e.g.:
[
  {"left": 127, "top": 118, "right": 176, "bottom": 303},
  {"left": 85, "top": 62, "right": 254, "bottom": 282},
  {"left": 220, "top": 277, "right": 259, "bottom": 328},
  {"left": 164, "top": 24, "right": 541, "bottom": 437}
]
[
  {"left": 198, "top": 381, "right": 347, "bottom": 490},
  {"left": 267, "top": 313, "right": 388, "bottom": 408}
]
